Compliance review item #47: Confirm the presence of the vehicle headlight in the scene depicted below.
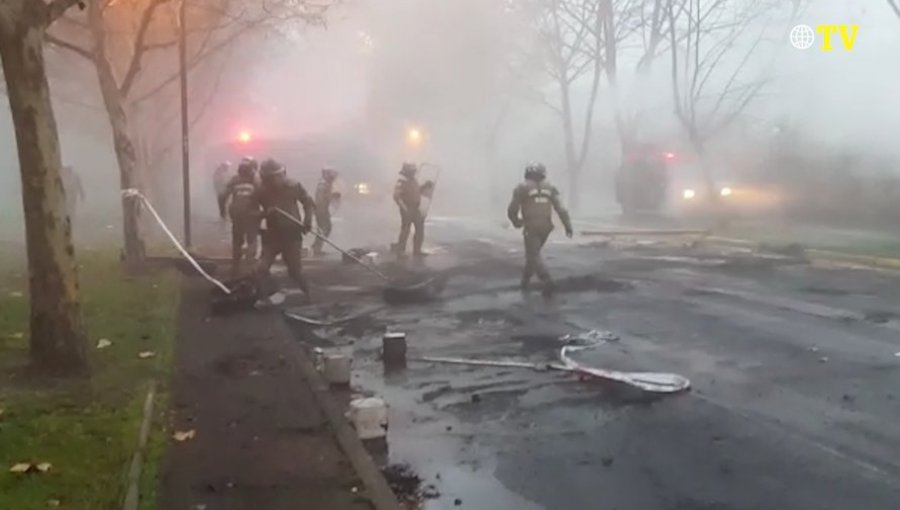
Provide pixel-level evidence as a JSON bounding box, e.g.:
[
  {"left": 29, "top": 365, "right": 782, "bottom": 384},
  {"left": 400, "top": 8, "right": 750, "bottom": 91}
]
[
  {"left": 720, "top": 187, "right": 733, "bottom": 197},
  {"left": 682, "top": 189, "right": 696, "bottom": 200},
  {"left": 355, "top": 183, "right": 370, "bottom": 195}
]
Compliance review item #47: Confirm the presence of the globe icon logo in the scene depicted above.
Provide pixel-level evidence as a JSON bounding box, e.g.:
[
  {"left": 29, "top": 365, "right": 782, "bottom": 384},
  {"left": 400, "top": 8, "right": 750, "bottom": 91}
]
[{"left": 790, "top": 24, "right": 816, "bottom": 50}]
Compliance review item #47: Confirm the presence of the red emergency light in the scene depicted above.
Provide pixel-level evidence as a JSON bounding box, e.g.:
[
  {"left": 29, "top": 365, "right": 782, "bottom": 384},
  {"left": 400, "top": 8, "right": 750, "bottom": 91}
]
[
  {"left": 663, "top": 151, "right": 676, "bottom": 160},
  {"left": 237, "top": 130, "right": 252, "bottom": 143}
]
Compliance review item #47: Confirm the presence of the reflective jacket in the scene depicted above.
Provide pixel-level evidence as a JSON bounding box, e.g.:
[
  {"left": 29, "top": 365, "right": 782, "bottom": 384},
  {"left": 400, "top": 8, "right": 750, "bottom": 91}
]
[
  {"left": 393, "top": 174, "right": 421, "bottom": 210},
  {"left": 222, "top": 175, "right": 261, "bottom": 218},
  {"left": 507, "top": 180, "right": 572, "bottom": 233},
  {"left": 258, "top": 179, "right": 315, "bottom": 236}
]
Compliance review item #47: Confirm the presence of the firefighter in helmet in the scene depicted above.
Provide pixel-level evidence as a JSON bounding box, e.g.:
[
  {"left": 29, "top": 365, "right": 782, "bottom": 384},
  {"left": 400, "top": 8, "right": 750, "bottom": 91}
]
[
  {"left": 311, "top": 167, "right": 341, "bottom": 256},
  {"left": 507, "top": 163, "right": 573, "bottom": 296},
  {"left": 393, "top": 162, "right": 431, "bottom": 258},
  {"left": 214, "top": 161, "right": 233, "bottom": 219},
  {"left": 220, "top": 156, "right": 261, "bottom": 276},
  {"left": 255, "top": 158, "right": 316, "bottom": 297},
  {"left": 61, "top": 165, "right": 85, "bottom": 220}
]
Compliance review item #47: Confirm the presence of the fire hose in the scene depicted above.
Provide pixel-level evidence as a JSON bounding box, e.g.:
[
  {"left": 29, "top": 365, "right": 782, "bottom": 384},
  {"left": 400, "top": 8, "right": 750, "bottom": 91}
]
[{"left": 122, "top": 189, "right": 231, "bottom": 294}]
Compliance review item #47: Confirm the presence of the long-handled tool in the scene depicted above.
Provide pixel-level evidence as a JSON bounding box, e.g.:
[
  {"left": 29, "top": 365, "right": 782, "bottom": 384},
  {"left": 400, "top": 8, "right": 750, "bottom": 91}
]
[
  {"left": 273, "top": 208, "right": 446, "bottom": 304},
  {"left": 411, "top": 347, "right": 690, "bottom": 394},
  {"left": 274, "top": 208, "right": 389, "bottom": 280}
]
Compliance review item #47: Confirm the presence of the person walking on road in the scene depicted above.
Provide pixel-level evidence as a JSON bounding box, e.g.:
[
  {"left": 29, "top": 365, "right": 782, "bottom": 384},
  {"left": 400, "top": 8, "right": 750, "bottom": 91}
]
[
  {"left": 255, "top": 158, "right": 316, "bottom": 298},
  {"left": 213, "top": 161, "right": 233, "bottom": 219},
  {"left": 61, "top": 165, "right": 84, "bottom": 220},
  {"left": 311, "top": 167, "right": 341, "bottom": 257},
  {"left": 393, "top": 162, "right": 432, "bottom": 259},
  {"left": 507, "top": 163, "right": 573, "bottom": 296},
  {"left": 220, "top": 157, "right": 262, "bottom": 277}
]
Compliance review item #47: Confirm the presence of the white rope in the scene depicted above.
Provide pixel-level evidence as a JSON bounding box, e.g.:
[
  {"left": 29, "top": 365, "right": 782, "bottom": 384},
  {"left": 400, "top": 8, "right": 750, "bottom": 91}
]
[{"left": 121, "top": 188, "right": 231, "bottom": 294}]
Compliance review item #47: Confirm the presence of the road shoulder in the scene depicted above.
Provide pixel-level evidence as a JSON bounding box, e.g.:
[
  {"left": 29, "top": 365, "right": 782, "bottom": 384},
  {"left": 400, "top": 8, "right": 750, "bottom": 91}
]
[{"left": 160, "top": 277, "right": 399, "bottom": 510}]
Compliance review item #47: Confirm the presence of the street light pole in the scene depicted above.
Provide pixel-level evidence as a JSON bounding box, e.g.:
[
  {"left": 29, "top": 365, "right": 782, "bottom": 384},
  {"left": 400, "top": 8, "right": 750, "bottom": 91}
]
[{"left": 178, "top": 0, "right": 192, "bottom": 247}]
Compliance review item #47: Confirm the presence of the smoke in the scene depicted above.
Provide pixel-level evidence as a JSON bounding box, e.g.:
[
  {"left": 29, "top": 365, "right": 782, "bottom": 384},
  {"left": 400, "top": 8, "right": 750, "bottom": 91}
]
[{"left": 2, "top": 0, "right": 899, "bottom": 248}]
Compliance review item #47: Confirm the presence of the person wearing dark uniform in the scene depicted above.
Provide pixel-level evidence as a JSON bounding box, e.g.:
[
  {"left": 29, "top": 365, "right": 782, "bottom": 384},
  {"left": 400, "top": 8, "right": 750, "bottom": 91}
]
[
  {"left": 507, "top": 163, "right": 573, "bottom": 296},
  {"left": 311, "top": 167, "right": 341, "bottom": 256},
  {"left": 393, "top": 162, "right": 431, "bottom": 258},
  {"left": 60, "top": 165, "right": 84, "bottom": 219},
  {"left": 220, "top": 157, "right": 261, "bottom": 276},
  {"left": 256, "top": 158, "right": 315, "bottom": 297},
  {"left": 213, "top": 161, "right": 233, "bottom": 219}
]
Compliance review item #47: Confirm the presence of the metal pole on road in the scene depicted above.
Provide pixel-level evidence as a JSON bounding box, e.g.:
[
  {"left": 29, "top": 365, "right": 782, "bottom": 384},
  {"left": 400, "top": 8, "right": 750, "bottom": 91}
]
[{"left": 179, "top": 0, "right": 192, "bottom": 248}]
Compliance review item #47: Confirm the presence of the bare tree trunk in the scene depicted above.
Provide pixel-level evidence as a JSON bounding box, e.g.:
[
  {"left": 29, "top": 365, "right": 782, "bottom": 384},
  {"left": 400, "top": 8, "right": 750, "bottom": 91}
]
[
  {"left": 559, "top": 84, "right": 581, "bottom": 213},
  {"left": 485, "top": 102, "right": 510, "bottom": 209},
  {"left": 93, "top": 53, "right": 145, "bottom": 266},
  {"left": 88, "top": 1, "right": 145, "bottom": 267},
  {"left": 0, "top": 10, "right": 88, "bottom": 375}
]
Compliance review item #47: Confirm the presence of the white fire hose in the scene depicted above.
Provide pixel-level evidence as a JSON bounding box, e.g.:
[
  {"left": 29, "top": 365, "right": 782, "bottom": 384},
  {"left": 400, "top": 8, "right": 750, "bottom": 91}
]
[{"left": 121, "top": 189, "right": 231, "bottom": 294}]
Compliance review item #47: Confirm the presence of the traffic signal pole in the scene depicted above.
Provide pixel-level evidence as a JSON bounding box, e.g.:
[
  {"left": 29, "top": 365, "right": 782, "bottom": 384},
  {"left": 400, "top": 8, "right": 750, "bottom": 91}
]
[{"left": 179, "top": 0, "right": 192, "bottom": 247}]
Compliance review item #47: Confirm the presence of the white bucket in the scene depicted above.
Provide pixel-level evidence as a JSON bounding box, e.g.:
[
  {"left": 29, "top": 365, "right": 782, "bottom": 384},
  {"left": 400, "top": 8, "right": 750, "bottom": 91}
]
[
  {"left": 322, "top": 354, "right": 351, "bottom": 386},
  {"left": 349, "top": 397, "right": 388, "bottom": 440}
]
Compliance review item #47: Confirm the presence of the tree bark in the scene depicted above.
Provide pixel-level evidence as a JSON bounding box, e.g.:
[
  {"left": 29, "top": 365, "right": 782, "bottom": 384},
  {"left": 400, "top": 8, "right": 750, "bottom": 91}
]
[
  {"left": 88, "top": 0, "right": 145, "bottom": 267},
  {"left": 559, "top": 81, "right": 581, "bottom": 214},
  {"left": 93, "top": 46, "right": 145, "bottom": 266},
  {"left": 0, "top": 3, "right": 88, "bottom": 375}
]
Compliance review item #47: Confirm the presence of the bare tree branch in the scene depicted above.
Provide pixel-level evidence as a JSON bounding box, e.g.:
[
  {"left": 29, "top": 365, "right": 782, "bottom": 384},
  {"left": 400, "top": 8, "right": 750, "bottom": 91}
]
[
  {"left": 889, "top": 0, "right": 900, "bottom": 19},
  {"left": 132, "top": 14, "right": 269, "bottom": 105},
  {"left": 707, "top": 28, "right": 765, "bottom": 121},
  {"left": 146, "top": 47, "right": 231, "bottom": 171},
  {"left": 575, "top": 13, "right": 603, "bottom": 168},
  {"left": 45, "top": 33, "right": 94, "bottom": 59},
  {"left": 668, "top": 0, "right": 685, "bottom": 124},
  {"left": 59, "top": 11, "right": 89, "bottom": 29},
  {"left": 119, "top": 0, "right": 170, "bottom": 98},
  {"left": 46, "top": 0, "right": 86, "bottom": 26}
]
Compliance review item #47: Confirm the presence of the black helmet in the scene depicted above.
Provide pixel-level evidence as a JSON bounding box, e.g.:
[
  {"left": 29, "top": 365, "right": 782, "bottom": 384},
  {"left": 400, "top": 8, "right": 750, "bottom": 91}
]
[
  {"left": 237, "top": 156, "right": 257, "bottom": 177},
  {"left": 259, "top": 158, "right": 285, "bottom": 179},
  {"left": 400, "top": 162, "right": 417, "bottom": 177},
  {"left": 524, "top": 162, "right": 546, "bottom": 181}
]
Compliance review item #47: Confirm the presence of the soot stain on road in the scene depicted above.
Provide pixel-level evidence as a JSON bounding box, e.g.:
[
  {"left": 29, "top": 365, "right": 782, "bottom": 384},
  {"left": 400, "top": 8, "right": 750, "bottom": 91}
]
[
  {"left": 211, "top": 346, "right": 287, "bottom": 379},
  {"left": 552, "top": 274, "right": 633, "bottom": 293}
]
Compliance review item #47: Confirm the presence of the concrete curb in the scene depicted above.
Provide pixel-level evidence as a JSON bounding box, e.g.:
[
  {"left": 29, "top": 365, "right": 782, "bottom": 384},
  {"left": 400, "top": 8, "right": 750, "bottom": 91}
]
[
  {"left": 707, "top": 236, "right": 900, "bottom": 271},
  {"left": 286, "top": 323, "right": 402, "bottom": 510},
  {"left": 123, "top": 381, "right": 156, "bottom": 510}
]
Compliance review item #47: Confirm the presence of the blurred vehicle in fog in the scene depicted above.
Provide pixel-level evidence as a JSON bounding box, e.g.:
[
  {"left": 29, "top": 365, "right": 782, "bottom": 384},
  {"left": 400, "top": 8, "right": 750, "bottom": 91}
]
[
  {"left": 614, "top": 143, "right": 669, "bottom": 216},
  {"left": 614, "top": 142, "right": 783, "bottom": 221},
  {"left": 202, "top": 132, "right": 385, "bottom": 204}
]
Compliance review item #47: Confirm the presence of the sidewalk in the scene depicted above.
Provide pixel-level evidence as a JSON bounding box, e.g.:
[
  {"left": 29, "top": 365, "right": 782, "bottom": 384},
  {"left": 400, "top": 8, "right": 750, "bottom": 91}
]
[
  {"left": 160, "top": 278, "right": 385, "bottom": 510},
  {"left": 719, "top": 221, "right": 900, "bottom": 258}
]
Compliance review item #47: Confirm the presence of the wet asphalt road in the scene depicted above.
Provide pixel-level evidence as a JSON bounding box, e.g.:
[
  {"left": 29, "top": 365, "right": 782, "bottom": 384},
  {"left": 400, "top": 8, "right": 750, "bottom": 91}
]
[{"left": 294, "top": 215, "right": 900, "bottom": 510}]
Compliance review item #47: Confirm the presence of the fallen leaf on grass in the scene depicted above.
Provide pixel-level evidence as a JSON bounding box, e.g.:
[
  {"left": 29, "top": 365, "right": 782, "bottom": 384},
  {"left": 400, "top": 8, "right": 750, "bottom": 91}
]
[
  {"left": 173, "top": 430, "right": 196, "bottom": 442},
  {"left": 9, "top": 332, "right": 24, "bottom": 339},
  {"left": 8, "top": 291, "right": 23, "bottom": 298},
  {"left": 9, "top": 462, "right": 51, "bottom": 474},
  {"left": 96, "top": 339, "right": 112, "bottom": 349},
  {"left": 48, "top": 499, "right": 61, "bottom": 507},
  {"left": 0, "top": 407, "right": 5, "bottom": 418},
  {"left": 9, "top": 463, "right": 31, "bottom": 473},
  {"left": 138, "top": 351, "right": 156, "bottom": 359}
]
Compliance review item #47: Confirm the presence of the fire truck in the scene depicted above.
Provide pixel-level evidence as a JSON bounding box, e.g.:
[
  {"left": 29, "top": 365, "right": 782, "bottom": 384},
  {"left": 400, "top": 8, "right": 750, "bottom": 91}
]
[
  {"left": 614, "top": 143, "right": 740, "bottom": 217},
  {"left": 202, "top": 129, "right": 384, "bottom": 200},
  {"left": 614, "top": 144, "right": 673, "bottom": 216}
]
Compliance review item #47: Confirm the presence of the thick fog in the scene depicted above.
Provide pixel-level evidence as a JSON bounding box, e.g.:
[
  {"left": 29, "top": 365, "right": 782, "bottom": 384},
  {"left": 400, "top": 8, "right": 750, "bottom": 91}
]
[{"left": 2, "top": 0, "right": 900, "bottom": 241}]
